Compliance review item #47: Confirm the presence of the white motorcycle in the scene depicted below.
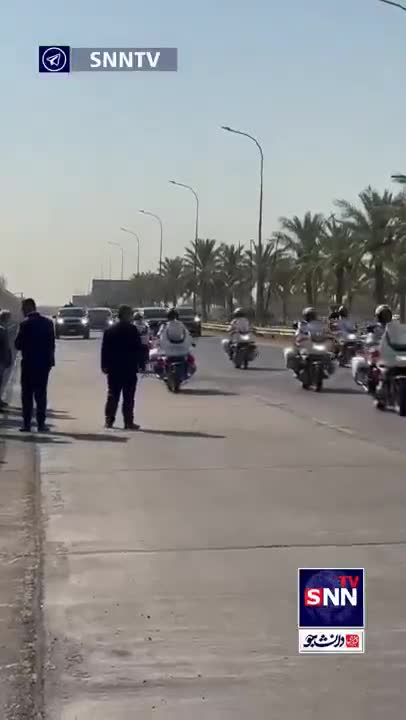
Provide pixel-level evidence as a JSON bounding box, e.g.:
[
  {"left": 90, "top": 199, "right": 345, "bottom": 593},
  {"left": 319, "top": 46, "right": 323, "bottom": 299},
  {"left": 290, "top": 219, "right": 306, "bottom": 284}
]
[
  {"left": 336, "top": 330, "right": 363, "bottom": 367},
  {"left": 223, "top": 333, "right": 258, "bottom": 369},
  {"left": 351, "top": 326, "right": 380, "bottom": 394},
  {"left": 374, "top": 322, "right": 406, "bottom": 416}
]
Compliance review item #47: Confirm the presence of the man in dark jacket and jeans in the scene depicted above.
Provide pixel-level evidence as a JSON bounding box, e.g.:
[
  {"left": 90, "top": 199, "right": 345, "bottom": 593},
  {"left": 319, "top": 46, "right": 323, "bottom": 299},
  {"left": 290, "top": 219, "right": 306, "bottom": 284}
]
[
  {"left": 15, "top": 298, "right": 55, "bottom": 432},
  {"left": 101, "top": 304, "right": 143, "bottom": 430}
]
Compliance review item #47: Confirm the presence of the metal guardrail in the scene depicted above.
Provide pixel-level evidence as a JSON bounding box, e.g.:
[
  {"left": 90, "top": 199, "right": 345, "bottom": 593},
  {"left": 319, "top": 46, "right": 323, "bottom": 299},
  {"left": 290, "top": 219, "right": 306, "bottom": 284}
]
[{"left": 202, "top": 322, "right": 295, "bottom": 338}]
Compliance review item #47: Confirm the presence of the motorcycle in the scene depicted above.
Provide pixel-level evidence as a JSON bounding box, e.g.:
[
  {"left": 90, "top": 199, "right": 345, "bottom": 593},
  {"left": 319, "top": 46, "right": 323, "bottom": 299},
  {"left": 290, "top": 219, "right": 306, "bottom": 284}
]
[
  {"left": 153, "top": 352, "right": 196, "bottom": 393},
  {"left": 228, "top": 334, "right": 258, "bottom": 369},
  {"left": 373, "top": 323, "right": 406, "bottom": 416},
  {"left": 297, "top": 341, "right": 335, "bottom": 391},
  {"left": 336, "top": 331, "right": 363, "bottom": 367},
  {"left": 351, "top": 326, "right": 380, "bottom": 394}
]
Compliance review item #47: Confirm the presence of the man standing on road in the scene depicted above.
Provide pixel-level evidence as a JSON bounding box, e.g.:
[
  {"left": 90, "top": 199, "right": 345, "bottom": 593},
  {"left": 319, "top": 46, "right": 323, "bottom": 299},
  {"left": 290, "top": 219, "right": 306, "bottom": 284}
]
[
  {"left": 0, "top": 310, "right": 12, "bottom": 411},
  {"left": 15, "top": 298, "right": 55, "bottom": 432},
  {"left": 101, "top": 304, "right": 143, "bottom": 430}
]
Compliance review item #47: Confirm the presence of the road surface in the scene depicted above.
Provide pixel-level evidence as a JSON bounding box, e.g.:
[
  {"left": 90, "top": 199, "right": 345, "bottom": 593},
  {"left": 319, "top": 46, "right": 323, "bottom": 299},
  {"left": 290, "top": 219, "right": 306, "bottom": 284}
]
[{"left": 1, "top": 334, "right": 406, "bottom": 719}]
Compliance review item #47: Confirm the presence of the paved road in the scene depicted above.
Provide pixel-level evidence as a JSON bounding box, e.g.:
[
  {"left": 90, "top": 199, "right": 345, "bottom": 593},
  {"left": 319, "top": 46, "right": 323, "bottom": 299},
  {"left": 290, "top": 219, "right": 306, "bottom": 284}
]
[{"left": 4, "top": 334, "right": 406, "bottom": 718}]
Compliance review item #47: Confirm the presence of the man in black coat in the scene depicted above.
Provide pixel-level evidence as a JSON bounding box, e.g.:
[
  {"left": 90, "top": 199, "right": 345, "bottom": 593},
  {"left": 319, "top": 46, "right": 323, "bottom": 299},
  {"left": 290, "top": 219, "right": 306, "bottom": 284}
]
[
  {"left": 15, "top": 298, "right": 55, "bottom": 432},
  {"left": 101, "top": 304, "right": 143, "bottom": 430}
]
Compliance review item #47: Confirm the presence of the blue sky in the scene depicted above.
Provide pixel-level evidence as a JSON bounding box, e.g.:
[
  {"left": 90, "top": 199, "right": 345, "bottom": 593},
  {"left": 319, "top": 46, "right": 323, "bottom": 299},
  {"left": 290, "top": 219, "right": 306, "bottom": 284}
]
[{"left": 0, "top": 0, "right": 404, "bottom": 303}]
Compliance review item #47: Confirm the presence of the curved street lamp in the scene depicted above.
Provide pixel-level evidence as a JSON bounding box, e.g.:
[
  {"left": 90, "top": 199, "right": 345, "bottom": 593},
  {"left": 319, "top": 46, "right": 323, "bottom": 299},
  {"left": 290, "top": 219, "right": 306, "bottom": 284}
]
[
  {"left": 221, "top": 125, "right": 265, "bottom": 323},
  {"left": 120, "top": 227, "right": 140, "bottom": 275},
  {"left": 169, "top": 180, "right": 199, "bottom": 312},
  {"left": 108, "top": 241, "right": 124, "bottom": 280},
  {"left": 379, "top": 1, "right": 406, "bottom": 11},
  {"left": 139, "top": 210, "right": 163, "bottom": 274}
]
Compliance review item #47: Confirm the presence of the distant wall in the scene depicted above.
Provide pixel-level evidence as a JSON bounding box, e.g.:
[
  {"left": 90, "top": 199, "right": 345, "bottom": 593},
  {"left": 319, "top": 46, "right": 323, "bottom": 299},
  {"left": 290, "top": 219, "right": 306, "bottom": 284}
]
[{"left": 0, "top": 289, "right": 22, "bottom": 320}]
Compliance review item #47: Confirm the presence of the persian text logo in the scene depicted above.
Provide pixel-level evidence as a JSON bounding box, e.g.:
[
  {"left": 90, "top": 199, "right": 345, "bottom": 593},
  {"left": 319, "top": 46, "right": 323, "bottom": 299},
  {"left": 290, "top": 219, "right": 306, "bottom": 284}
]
[
  {"left": 298, "top": 568, "right": 365, "bottom": 654},
  {"left": 38, "top": 47, "right": 178, "bottom": 73}
]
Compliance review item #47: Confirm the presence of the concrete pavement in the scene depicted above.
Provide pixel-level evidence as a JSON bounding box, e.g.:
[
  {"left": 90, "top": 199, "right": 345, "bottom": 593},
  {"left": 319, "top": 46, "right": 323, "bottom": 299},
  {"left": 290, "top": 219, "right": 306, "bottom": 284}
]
[{"left": 3, "top": 335, "right": 406, "bottom": 718}]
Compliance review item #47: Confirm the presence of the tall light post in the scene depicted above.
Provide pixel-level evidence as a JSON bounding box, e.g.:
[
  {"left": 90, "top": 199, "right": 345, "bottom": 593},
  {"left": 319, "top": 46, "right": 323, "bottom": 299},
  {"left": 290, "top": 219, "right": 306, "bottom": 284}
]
[
  {"left": 139, "top": 210, "right": 163, "bottom": 274},
  {"left": 169, "top": 180, "right": 199, "bottom": 313},
  {"left": 221, "top": 125, "right": 265, "bottom": 324},
  {"left": 120, "top": 227, "right": 140, "bottom": 275},
  {"left": 108, "top": 241, "right": 124, "bottom": 280}
]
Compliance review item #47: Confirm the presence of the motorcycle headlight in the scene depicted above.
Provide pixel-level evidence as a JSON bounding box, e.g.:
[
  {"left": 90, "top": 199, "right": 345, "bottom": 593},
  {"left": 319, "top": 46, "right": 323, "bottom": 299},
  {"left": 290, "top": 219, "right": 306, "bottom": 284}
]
[
  {"left": 194, "top": 316, "right": 200, "bottom": 322},
  {"left": 56, "top": 318, "right": 64, "bottom": 325},
  {"left": 313, "top": 344, "right": 326, "bottom": 352},
  {"left": 348, "top": 334, "right": 356, "bottom": 341},
  {"left": 81, "top": 318, "right": 89, "bottom": 325},
  {"left": 108, "top": 318, "right": 114, "bottom": 325}
]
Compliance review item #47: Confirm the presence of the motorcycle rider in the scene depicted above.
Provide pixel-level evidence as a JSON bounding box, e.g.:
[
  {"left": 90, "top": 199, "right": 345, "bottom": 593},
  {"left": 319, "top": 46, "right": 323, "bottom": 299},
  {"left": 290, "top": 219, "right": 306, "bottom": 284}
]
[
  {"left": 133, "top": 310, "right": 150, "bottom": 371},
  {"left": 371, "top": 304, "right": 393, "bottom": 341},
  {"left": 222, "top": 308, "right": 252, "bottom": 357},
  {"left": 336, "top": 305, "right": 356, "bottom": 334},
  {"left": 156, "top": 308, "right": 194, "bottom": 370},
  {"left": 351, "top": 304, "right": 393, "bottom": 393},
  {"left": 328, "top": 305, "right": 340, "bottom": 332},
  {"left": 285, "top": 307, "right": 332, "bottom": 374}
]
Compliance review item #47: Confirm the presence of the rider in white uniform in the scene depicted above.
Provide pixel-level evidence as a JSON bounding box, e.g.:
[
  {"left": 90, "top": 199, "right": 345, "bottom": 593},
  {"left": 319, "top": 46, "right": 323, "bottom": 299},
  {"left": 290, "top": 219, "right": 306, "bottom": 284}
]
[
  {"left": 222, "top": 308, "right": 252, "bottom": 356},
  {"left": 285, "top": 307, "right": 330, "bottom": 373},
  {"left": 158, "top": 308, "right": 193, "bottom": 358},
  {"left": 335, "top": 305, "right": 356, "bottom": 334}
]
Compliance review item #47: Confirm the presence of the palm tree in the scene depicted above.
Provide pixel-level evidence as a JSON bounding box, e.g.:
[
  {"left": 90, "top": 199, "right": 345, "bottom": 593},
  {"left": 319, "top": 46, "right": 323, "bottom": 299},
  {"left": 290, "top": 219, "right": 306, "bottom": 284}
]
[
  {"left": 184, "top": 239, "right": 219, "bottom": 320},
  {"left": 244, "top": 240, "right": 276, "bottom": 320},
  {"left": 161, "top": 256, "right": 184, "bottom": 306},
  {"left": 271, "top": 255, "right": 297, "bottom": 323},
  {"left": 336, "top": 187, "right": 397, "bottom": 304},
  {"left": 319, "top": 217, "right": 355, "bottom": 304},
  {"left": 217, "top": 243, "right": 245, "bottom": 316},
  {"left": 278, "top": 212, "right": 325, "bottom": 305}
]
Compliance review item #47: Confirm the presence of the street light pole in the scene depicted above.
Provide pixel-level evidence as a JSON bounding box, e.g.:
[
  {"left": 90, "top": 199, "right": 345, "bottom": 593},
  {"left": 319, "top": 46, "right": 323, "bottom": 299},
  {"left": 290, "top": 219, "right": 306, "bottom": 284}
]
[
  {"left": 221, "top": 125, "right": 265, "bottom": 324},
  {"left": 120, "top": 227, "right": 140, "bottom": 275},
  {"left": 169, "top": 180, "right": 199, "bottom": 313},
  {"left": 379, "top": 0, "right": 406, "bottom": 11},
  {"left": 108, "top": 242, "right": 124, "bottom": 280},
  {"left": 139, "top": 210, "right": 163, "bottom": 274}
]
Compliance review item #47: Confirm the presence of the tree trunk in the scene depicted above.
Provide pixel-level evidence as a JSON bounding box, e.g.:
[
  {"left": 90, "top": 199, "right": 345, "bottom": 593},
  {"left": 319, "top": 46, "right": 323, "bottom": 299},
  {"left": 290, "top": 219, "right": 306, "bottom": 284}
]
[
  {"left": 374, "top": 261, "right": 385, "bottom": 304},
  {"left": 227, "top": 291, "right": 233, "bottom": 317},
  {"left": 256, "top": 267, "right": 265, "bottom": 325},
  {"left": 264, "top": 282, "right": 272, "bottom": 316},
  {"left": 335, "top": 265, "right": 345, "bottom": 305},
  {"left": 282, "top": 295, "right": 288, "bottom": 324},
  {"left": 201, "top": 285, "right": 208, "bottom": 321},
  {"left": 305, "top": 274, "right": 313, "bottom": 306},
  {"left": 400, "top": 289, "right": 406, "bottom": 323}
]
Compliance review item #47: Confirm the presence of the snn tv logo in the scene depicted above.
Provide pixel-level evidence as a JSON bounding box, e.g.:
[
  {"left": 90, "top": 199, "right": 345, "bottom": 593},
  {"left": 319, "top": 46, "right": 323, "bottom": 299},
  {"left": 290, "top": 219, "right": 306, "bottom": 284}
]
[{"left": 305, "top": 574, "right": 359, "bottom": 608}]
